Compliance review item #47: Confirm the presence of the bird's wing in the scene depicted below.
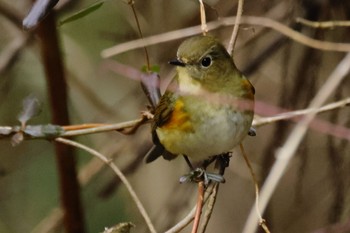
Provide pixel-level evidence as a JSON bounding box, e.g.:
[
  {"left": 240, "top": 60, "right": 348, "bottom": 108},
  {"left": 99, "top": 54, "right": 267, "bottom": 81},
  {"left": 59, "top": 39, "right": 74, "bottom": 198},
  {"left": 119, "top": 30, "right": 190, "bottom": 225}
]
[{"left": 145, "top": 79, "right": 179, "bottom": 163}]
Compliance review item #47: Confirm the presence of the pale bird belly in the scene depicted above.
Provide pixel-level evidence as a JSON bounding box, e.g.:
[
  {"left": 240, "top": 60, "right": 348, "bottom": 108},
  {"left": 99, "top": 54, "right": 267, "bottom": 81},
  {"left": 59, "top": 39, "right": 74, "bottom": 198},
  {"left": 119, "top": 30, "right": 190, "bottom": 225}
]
[{"left": 157, "top": 106, "right": 253, "bottom": 161}]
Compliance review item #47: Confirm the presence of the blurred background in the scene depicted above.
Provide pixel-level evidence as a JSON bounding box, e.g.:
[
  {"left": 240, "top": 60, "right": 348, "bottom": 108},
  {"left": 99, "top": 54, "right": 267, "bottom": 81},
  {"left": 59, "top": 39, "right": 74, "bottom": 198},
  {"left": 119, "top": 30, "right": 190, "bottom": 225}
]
[{"left": 0, "top": 0, "right": 349, "bottom": 232}]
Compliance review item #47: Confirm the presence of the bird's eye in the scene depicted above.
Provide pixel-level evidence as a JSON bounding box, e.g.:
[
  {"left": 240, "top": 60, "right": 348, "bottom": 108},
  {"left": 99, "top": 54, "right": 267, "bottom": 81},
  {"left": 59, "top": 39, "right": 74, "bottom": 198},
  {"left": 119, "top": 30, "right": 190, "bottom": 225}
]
[{"left": 201, "top": 56, "right": 212, "bottom": 68}]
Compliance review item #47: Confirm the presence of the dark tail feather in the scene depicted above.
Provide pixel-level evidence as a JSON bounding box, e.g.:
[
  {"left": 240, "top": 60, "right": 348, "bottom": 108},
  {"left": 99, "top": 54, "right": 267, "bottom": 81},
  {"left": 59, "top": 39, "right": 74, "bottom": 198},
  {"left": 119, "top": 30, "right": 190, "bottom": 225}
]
[{"left": 145, "top": 144, "right": 177, "bottom": 163}]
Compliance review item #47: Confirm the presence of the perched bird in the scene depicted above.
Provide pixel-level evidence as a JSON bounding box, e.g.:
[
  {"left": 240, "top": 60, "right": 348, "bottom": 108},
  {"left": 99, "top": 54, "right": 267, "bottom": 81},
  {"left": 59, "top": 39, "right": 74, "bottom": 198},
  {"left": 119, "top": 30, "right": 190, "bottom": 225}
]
[{"left": 145, "top": 36, "right": 255, "bottom": 174}]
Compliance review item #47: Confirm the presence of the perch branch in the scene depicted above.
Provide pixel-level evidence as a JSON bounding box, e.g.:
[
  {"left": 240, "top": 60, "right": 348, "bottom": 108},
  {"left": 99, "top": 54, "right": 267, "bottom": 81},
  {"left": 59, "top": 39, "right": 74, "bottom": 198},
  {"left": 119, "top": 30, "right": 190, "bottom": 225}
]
[{"left": 191, "top": 181, "right": 205, "bottom": 233}]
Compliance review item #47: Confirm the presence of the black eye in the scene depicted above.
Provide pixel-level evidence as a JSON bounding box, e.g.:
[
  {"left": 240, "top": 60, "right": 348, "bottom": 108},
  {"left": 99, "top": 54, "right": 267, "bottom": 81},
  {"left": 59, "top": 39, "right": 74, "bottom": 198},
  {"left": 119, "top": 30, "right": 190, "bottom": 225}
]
[{"left": 201, "top": 56, "right": 212, "bottom": 67}]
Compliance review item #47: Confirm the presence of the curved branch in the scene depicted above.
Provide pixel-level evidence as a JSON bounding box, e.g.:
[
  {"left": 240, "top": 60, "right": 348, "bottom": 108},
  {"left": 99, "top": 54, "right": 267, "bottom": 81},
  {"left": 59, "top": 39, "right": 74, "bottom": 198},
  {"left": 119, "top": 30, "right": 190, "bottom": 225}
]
[
  {"left": 55, "top": 137, "right": 157, "bottom": 233},
  {"left": 101, "top": 16, "right": 350, "bottom": 58}
]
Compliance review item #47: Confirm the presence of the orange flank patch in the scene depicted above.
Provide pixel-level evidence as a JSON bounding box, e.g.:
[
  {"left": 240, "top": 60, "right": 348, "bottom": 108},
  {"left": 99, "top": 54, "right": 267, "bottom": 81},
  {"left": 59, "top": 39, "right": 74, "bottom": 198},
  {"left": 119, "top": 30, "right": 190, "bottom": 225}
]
[
  {"left": 162, "top": 99, "right": 193, "bottom": 132},
  {"left": 241, "top": 79, "right": 255, "bottom": 99}
]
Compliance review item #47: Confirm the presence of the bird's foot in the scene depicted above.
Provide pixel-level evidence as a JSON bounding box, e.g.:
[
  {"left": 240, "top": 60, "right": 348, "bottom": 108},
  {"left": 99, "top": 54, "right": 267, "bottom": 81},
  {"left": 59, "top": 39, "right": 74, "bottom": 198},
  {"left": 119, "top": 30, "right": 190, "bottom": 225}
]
[{"left": 179, "top": 168, "right": 225, "bottom": 185}]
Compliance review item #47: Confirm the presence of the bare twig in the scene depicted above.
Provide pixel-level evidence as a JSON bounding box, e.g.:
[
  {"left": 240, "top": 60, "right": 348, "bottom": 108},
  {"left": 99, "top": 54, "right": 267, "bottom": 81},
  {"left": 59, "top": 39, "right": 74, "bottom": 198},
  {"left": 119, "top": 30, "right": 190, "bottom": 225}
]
[
  {"left": 0, "top": 1, "right": 23, "bottom": 27},
  {"left": 127, "top": 0, "right": 151, "bottom": 70},
  {"left": 30, "top": 208, "right": 64, "bottom": 233},
  {"left": 192, "top": 182, "right": 205, "bottom": 233},
  {"left": 199, "top": 183, "right": 219, "bottom": 233},
  {"left": 199, "top": 0, "right": 208, "bottom": 35},
  {"left": 227, "top": 0, "right": 244, "bottom": 55},
  {"left": 62, "top": 118, "right": 146, "bottom": 137},
  {"left": 296, "top": 17, "right": 350, "bottom": 28},
  {"left": 239, "top": 144, "right": 270, "bottom": 233},
  {"left": 0, "top": 34, "right": 32, "bottom": 75},
  {"left": 101, "top": 16, "right": 350, "bottom": 58},
  {"left": 165, "top": 184, "right": 216, "bottom": 233},
  {"left": 252, "top": 97, "right": 350, "bottom": 127},
  {"left": 55, "top": 137, "right": 157, "bottom": 233},
  {"left": 31, "top": 133, "right": 148, "bottom": 233},
  {"left": 242, "top": 52, "right": 350, "bottom": 233}
]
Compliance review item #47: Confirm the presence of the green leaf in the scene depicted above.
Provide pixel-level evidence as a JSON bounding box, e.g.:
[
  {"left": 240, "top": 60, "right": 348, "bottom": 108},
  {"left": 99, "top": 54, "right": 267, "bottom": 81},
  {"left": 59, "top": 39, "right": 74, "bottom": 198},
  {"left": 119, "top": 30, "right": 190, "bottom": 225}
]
[{"left": 59, "top": 1, "right": 105, "bottom": 26}]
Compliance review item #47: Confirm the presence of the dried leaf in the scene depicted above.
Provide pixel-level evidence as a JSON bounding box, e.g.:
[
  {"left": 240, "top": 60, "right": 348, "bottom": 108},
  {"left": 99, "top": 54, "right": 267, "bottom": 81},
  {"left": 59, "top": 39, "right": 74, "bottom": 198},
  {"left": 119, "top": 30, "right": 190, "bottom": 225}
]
[
  {"left": 11, "top": 132, "right": 24, "bottom": 146},
  {"left": 140, "top": 72, "right": 161, "bottom": 110},
  {"left": 102, "top": 222, "right": 135, "bottom": 233},
  {"left": 18, "top": 95, "right": 42, "bottom": 126}
]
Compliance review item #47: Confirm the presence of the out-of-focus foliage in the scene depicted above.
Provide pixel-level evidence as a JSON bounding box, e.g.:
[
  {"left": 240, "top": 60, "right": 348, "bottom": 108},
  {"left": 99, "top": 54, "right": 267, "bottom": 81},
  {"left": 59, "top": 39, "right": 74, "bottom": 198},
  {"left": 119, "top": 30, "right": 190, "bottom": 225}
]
[{"left": 0, "top": 0, "right": 349, "bottom": 233}]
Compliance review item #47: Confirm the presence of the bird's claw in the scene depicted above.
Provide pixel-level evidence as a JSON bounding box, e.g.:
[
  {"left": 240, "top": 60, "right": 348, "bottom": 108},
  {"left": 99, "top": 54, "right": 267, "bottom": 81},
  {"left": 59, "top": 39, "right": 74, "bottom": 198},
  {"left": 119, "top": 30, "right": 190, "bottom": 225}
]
[{"left": 179, "top": 168, "right": 225, "bottom": 185}]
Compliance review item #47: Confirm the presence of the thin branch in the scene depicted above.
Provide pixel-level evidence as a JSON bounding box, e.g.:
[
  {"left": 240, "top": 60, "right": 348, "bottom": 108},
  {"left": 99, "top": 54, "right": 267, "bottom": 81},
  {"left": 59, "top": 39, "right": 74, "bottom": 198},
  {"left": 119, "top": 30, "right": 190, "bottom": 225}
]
[
  {"left": 296, "top": 17, "right": 350, "bottom": 28},
  {"left": 165, "top": 184, "right": 216, "bottom": 233},
  {"left": 62, "top": 118, "right": 146, "bottom": 137},
  {"left": 199, "top": 183, "right": 219, "bottom": 233},
  {"left": 127, "top": 0, "right": 151, "bottom": 70},
  {"left": 227, "top": 0, "right": 244, "bottom": 55},
  {"left": 192, "top": 182, "right": 205, "bottom": 233},
  {"left": 30, "top": 208, "right": 64, "bottom": 233},
  {"left": 0, "top": 1, "right": 23, "bottom": 27},
  {"left": 199, "top": 0, "right": 208, "bottom": 35},
  {"left": 31, "top": 135, "right": 148, "bottom": 233},
  {"left": 242, "top": 52, "right": 350, "bottom": 233},
  {"left": 237, "top": 16, "right": 350, "bottom": 52},
  {"left": 252, "top": 97, "right": 350, "bottom": 127},
  {"left": 1, "top": 96, "right": 348, "bottom": 141},
  {"left": 101, "top": 16, "right": 350, "bottom": 58},
  {"left": 239, "top": 143, "right": 270, "bottom": 233},
  {"left": 55, "top": 137, "right": 157, "bottom": 233},
  {"left": 0, "top": 34, "right": 32, "bottom": 75}
]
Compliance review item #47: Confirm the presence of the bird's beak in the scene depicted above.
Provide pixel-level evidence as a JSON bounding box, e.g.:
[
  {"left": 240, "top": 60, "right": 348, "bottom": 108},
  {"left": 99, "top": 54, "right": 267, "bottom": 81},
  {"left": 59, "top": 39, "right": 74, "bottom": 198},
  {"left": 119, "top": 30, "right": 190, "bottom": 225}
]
[{"left": 169, "top": 58, "right": 185, "bottom": 67}]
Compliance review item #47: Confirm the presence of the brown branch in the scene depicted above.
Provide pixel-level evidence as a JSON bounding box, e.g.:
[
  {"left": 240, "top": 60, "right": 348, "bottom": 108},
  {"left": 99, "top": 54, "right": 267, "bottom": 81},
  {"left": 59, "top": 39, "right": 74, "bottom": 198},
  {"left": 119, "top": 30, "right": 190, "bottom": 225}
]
[
  {"left": 165, "top": 184, "right": 216, "bottom": 233},
  {"left": 35, "top": 10, "right": 85, "bottom": 233},
  {"left": 192, "top": 182, "right": 205, "bottom": 233}
]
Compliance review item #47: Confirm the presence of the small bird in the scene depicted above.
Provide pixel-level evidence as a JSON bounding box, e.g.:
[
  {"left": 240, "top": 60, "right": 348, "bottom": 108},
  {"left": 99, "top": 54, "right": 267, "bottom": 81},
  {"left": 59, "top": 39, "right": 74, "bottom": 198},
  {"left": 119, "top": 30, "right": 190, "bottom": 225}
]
[{"left": 145, "top": 36, "right": 255, "bottom": 175}]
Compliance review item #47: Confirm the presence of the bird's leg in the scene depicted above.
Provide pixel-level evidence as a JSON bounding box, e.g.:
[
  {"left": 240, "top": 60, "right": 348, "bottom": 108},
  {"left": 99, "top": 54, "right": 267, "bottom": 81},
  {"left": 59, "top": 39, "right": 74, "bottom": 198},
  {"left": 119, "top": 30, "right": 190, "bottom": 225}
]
[
  {"left": 179, "top": 155, "right": 225, "bottom": 184},
  {"left": 183, "top": 155, "right": 195, "bottom": 170}
]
